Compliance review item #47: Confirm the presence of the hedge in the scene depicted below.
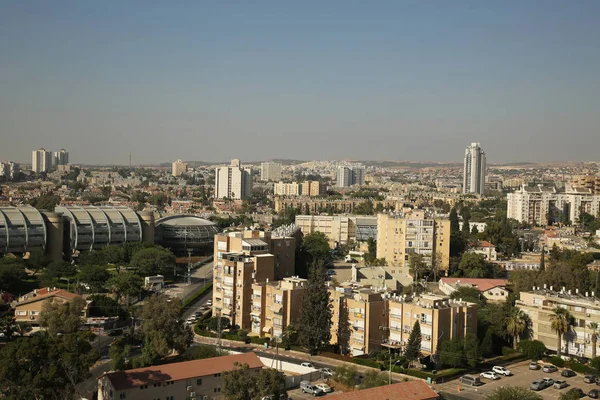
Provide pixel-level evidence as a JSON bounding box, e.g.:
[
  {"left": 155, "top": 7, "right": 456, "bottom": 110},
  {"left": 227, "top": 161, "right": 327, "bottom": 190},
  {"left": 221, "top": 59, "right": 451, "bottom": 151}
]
[
  {"left": 194, "top": 326, "right": 270, "bottom": 345},
  {"left": 181, "top": 283, "right": 213, "bottom": 309},
  {"left": 544, "top": 356, "right": 596, "bottom": 374}
]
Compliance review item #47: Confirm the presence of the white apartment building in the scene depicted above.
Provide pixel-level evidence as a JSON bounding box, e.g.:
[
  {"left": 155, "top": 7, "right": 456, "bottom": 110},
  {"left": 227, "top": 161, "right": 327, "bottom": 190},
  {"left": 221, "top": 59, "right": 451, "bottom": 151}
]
[
  {"left": 274, "top": 182, "right": 301, "bottom": 196},
  {"left": 215, "top": 159, "right": 252, "bottom": 200},
  {"left": 54, "top": 149, "right": 69, "bottom": 166},
  {"left": 295, "top": 214, "right": 377, "bottom": 247},
  {"left": 32, "top": 148, "right": 52, "bottom": 173},
  {"left": 463, "top": 143, "right": 486, "bottom": 196},
  {"left": 0, "top": 161, "right": 19, "bottom": 180},
  {"left": 337, "top": 164, "right": 365, "bottom": 187},
  {"left": 507, "top": 185, "right": 600, "bottom": 226},
  {"left": 260, "top": 162, "right": 282, "bottom": 182},
  {"left": 171, "top": 159, "right": 188, "bottom": 177}
]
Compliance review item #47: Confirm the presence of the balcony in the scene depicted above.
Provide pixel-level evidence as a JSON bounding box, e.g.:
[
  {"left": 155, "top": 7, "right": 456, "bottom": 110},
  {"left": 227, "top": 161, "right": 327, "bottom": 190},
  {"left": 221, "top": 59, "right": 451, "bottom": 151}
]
[
  {"left": 390, "top": 314, "right": 402, "bottom": 319},
  {"left": 390, "top": 326, "right": 401, "bottom": 332}
]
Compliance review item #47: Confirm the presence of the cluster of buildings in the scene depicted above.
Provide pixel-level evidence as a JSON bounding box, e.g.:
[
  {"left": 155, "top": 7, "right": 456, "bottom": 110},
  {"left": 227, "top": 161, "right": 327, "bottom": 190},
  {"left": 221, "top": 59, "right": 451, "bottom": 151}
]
[
  {"left": 31, "top": 148, "right": 69, "bottom": 173},
  {"left": 0, "top": 161, "right": 20, "bottom": 181},
  {"left": 273, "top": 180, "right": 325, "bottom": 197}
]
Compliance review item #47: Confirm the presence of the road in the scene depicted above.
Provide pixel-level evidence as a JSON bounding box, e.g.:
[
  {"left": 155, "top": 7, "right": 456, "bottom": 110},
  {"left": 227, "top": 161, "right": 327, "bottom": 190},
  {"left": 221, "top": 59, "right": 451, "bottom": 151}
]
[{"left": 76, "top": 360, "right": 111, "bottom": 399}]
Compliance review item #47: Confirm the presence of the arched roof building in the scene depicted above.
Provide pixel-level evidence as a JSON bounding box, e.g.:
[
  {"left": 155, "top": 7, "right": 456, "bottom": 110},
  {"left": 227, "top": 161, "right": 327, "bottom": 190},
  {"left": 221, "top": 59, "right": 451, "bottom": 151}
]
[
  {"left": 0, "top": 206, "right": 47, "bottom": 255},
  {"left": 55, "top": 206, "right": 143, "bottom": 253},
  {"left": 155, "top": 215, "right": 220, "bottom": 255}
]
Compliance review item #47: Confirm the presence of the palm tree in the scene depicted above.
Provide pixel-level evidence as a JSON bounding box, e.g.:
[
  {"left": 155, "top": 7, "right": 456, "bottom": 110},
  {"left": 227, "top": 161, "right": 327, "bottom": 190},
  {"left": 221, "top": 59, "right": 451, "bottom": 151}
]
[
  {"left": 589, "top": 322, "right": 599, "bottom": 359},
  {"left": 506, "top": 309, "right": 528, "bottom": 349},
  {"left": 550, "top": 307, "right": 572, "bottom": 357}
]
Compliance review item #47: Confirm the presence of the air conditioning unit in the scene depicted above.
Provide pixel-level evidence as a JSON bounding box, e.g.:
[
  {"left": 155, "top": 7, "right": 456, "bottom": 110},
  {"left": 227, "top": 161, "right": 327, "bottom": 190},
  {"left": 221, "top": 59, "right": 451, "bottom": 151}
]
[
  {"left": 187, "top": 385, "right": 193, "bottom": 391},
  {"left": 189, "top": 392, "right": 196, "bottom": 398}
]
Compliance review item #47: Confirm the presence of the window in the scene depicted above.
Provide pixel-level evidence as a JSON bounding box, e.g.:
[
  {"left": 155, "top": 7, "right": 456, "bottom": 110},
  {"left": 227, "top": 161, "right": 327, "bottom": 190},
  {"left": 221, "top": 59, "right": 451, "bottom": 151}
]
[
  {"left": 119, "top": 394, "right": 126, "bottom": 399},
  {"left": 196, "top": 378, "right": 202, "bottom": 385},
  {"left": 16, "top": 310, "right": 27, "bottom": 316},
  {"left": 214, "top": 387, "right": 222, "bottom": 393},
  {"left": 214, "top": 373, "right": 221, "bottom": 377}
]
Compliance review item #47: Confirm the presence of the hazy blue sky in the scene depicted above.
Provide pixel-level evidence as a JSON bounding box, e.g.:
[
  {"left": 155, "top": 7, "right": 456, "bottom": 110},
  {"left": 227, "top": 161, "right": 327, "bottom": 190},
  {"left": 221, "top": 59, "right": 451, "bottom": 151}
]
[{"left": 1, "top": 1, "right": 599, "bottom": 165}]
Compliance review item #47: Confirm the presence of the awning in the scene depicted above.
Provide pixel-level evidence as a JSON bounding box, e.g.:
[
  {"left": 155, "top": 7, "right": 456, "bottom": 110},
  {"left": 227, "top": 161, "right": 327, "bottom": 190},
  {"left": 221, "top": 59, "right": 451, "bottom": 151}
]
[
  {"left": 270, "top": 305, "right": 283, "bottom": 314},
  {"left": 263, "top": 326, "right": 272, "bottom": 333}
]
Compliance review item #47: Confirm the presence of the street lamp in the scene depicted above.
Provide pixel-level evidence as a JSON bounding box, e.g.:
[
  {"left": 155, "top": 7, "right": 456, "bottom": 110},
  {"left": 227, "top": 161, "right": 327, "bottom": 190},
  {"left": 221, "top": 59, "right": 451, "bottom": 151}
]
[
  {"left": 389, "top": 358, "right": 401, "bottom": 384},
  {"left": 59, "top": 277, "right": 71, "bottom": 292}
]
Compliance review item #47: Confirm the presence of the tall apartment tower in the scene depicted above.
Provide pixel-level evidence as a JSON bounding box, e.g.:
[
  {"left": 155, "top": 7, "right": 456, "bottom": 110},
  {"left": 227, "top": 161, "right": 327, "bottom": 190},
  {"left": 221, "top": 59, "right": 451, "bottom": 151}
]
[
  {"left": 32, "top": 148, "right": 52, "bottom": 173},
  {"left": 54, "top": 149, "right": 69, "bottom": 166},
  {"left": 260, "top": 162, "right": 282, "bottom": 182},
  {"left": 215, "top": 159, "right": 252, "bottom": 200},
  {"left": 171, "top": 159, "right": 188, "bottom": 177},
  {"left": 463, "top": 143, "right": 486, "bottom": 196},
  {"left": 337, "top": 164, "right": 365, "bottom": 187}
]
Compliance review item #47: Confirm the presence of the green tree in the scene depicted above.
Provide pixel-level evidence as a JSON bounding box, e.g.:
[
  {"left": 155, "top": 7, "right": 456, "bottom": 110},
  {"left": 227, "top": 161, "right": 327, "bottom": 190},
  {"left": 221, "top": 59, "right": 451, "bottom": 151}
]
[
  {"left": 450, "top": 286, "right": 485, "bottom": 306},
  {"left": 404, "top": 320, "right": 422, "bottom": 366},
  {"left": 107, "top": 271, "right": 143, "bottom": 304},
  {"left": 360, "top": 370, "right": 388, "bottom": 389},
  {"left": 43, "top": 260, "right": 77, "bottom": 282},
  {"left": 88, "top": 295, "right": 122, "bottom": 317},
  {"left": 464, "top": 334, "right": 480, "bottom": 367},
  {"left": 471, "top": 225, "right": 480, "bottom": 236},
  {"left": 455, "top": 253, "right": 495, "bottom": 278},
  {"left": 78, "top": 264, "right": 110, "bottom": 292},
  {"left": 101, "top": 245, "right": 127, "bottom": 265},
  {"left": 506, "top": 308, "right": 528, "bottom": 349},
  {"left": 140, "top": 295, "right": 193, "bottom": 359},
  {"left": 39, "top": 296, "right": 87, "bottom": 336},
  {"left": 517, "top": 340, "right": 546, "bottom": 361},
  {"left": 0, "top": 331, "right": 98, "bottom": 399},
  {"left": 186, "top": 344, "right": 223, "bottom": 360},
  {"left": 449, "top": 207, "right": 465, "bottom": 257},
  {"left": 0, "top": 314, "right": 16, "bottom": 340},
  {"left": 299, "top": 263, "right": 332, "bottom": 353},
  {"left": 207, "top": 316, "right": 231, "bottom": 332},
  {"left": 439, "top": 337, "right": 465, "bottom": 368},
  {"left": 302, "top": 232, "right": 332, "bottom": 267},
  {"left": 589, "top": 322, "right": 599, "bottom": 359},
  {"left": 540, "top": 247, "right": 546, "bottom": 270},
  {"left": 0, "top": 258, "right": 28, "bottom": 293},
  {"left": 255, "top": 368, "right": 287, "bottom": 400},
  {"left": 480, "top": 329, "right": 494, "bottom": 357},
  {"left": 333, "top": 364, "right": 358, "bottom": 387},
  {"left": 354, "top": 200, "right": 374, "bottom": 215},
  {"left": 461, "top": 208, "right": 471, "bottom": 236},
  {"left": 30, "top": 194, "right": 61, "bottom": 211},
  {"left": 130, "top": 246, "right": 176, "bottom": 277},
  {"left": 485, "top": 386, "right": 542, "bottom": 400},
  {"left": 221, "top": 362, "right": 256, "bottom": 400},
  {"left": 590, "top": 357, "right": 600, "bottom": 375},
  {"left": 408, "top": 253, "right": 426, "bottom": 287},
  {"left": 550, "top": 307, "right": 572, "bottom": 357},
  {"left": 560, "top": 390, "right": 587, "bottom": 400}
]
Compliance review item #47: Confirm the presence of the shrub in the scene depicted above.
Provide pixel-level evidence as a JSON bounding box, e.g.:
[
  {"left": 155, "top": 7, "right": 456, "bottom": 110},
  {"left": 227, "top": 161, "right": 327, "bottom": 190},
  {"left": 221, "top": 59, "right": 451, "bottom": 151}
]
[
  {"left": 502, "top": 346, "right": 518, "bottom": 356},
  {"left": 518, "top": 340, "right": 547, "bottom": 361},
  {"left": 546, "top": 356, "right": 566, "bottom": 368}
]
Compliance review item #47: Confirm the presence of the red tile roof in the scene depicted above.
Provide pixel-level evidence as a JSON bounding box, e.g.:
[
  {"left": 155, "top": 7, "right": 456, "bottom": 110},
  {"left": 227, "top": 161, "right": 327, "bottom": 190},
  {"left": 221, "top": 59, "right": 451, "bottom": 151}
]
[
  {"left": 441, "top": 277, "right": 508, "bottom": 292},
  {"left": 327, "top": 380, "right": 438, "bottom": 400},
  {"left": 17, "top": 288, "right": 77, "bottom": 306},
  {"left": 102, "top": 352, "right": 263, "bottom": 391}
]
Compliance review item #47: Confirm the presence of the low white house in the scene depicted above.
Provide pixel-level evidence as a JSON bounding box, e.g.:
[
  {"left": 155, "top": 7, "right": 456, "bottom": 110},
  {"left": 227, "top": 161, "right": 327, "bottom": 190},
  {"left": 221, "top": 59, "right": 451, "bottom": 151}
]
[
  {"left": 468, "top": 240, "right": 498, "bottom": 261},
  {"left": 439, "top": 277, "right": 510, "bottom": 302}
]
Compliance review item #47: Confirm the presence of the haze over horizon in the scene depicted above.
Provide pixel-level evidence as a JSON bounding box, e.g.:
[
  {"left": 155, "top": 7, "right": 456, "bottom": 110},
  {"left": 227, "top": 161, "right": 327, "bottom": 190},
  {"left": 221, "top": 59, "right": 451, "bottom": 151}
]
[{"left": 1, "top": 1, "right": 599, "bottom": 165}]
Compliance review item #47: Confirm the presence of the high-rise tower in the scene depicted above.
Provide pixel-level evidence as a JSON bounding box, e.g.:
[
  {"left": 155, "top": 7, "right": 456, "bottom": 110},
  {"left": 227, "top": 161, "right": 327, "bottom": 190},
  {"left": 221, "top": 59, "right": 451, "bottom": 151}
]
[{"left": 463, "top": 142, "right": 486, "bottom": 196}]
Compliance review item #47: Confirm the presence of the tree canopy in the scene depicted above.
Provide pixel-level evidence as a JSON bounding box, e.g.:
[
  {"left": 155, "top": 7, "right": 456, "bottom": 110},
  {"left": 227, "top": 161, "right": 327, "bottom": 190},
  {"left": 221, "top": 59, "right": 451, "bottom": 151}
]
[
  {"left": 130, "top": 246, "right": 176, "bottom": 277},
  {"left": 299, "top": 263, "right": 332, "bottom": 353},
  {"left": 485, "top": 386, "right": 542, "bottom": 400}
]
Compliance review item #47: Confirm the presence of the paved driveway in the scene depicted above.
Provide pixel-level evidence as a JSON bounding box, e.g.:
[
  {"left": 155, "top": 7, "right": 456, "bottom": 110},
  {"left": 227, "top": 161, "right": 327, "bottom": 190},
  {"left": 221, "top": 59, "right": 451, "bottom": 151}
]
[{"left": 436, "top": 361, "right": 598, "bottom": 399}]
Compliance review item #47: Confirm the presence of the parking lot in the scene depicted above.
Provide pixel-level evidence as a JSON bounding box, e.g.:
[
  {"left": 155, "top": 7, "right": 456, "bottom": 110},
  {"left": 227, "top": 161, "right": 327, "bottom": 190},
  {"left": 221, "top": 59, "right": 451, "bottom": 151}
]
[
  {"left": 288, "top": 381, "right": 339, "bottom": 400},
  {"left": 436, "top": 361, "right": 600, "bottom": 399}
]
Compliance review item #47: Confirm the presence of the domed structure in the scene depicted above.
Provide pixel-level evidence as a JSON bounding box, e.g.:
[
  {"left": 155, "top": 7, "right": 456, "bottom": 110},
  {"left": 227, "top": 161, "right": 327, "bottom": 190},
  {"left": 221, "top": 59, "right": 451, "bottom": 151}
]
[{"left": 154, "top": 215, "right": 220, "bottom": 255}]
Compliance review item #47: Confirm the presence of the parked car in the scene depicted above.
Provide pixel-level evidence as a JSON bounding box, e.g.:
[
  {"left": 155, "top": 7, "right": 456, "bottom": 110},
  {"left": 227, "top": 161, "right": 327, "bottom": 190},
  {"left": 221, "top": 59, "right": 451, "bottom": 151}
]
[
  {"left": 554, "top": 380, "right": 568, "bottom": 389},
  {"left": 529, "top": 362, "right": 541, "bottom": 370},
  {"left": 322, "top": 368, "right": 334, "bottom": 377},
  {"left": 564, "top": 387, "right": 585, "bottom": 398},
  {"left": 300, "top": 381, "right": 324, "bottom": 396},
  {"left": 315, "top": 384, "right": 332, "bottom": 393},
  {"left": 584, "top": 375, "right": 598, "bottom": 384},
  {"left": 542, "top": 365, "right": 558, "bottom": 373},
  {"left": 492, "top": 366, "right": 512, "bottom": 376},
  {"left": 301, "top": 362, "right": 315, "bottom": 369},
  {"left": 542, "top": 378, "right": 555, "bottom": 387},
  {"left": 459, "top": 375, "right": 482, "bottom": 386},
  {"left": 562, "top": 369, "right": 577, "bottom": 377},
  {"left": 480, "top": 372, "right": 500, "bottom": 380},
  {"left": 206, "top": 300, "right": 212, "bottom": 306},
  {"left": 530, "top": 379, "right": 548, "bottom": 391},
  {"left": 589, "top": 389, "right": 600, "bottom": 399}
]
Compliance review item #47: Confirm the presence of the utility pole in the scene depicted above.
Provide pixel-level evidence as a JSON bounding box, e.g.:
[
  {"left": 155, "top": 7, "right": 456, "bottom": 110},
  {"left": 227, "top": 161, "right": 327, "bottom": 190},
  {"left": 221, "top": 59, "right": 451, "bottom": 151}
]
[
  {"left": 217, "top": 308, "right": 222, "bottom": 353},
  {"left": 187, "top": 249, "right": 192, "bottom": 286}
]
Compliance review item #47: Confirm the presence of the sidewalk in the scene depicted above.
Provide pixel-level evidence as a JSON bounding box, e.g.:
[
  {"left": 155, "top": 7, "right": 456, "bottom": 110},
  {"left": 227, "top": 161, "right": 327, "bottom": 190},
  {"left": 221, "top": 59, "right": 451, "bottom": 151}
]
[{"left": 194, "top": 334, "right": 424, "bottom": 383}]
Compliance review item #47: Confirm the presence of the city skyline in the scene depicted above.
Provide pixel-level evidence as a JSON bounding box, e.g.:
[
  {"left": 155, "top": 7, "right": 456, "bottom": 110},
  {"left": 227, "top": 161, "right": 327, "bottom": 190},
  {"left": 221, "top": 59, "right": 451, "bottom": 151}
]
[{"left": 2, "top": 2, "right": 600, "bottom": 164}]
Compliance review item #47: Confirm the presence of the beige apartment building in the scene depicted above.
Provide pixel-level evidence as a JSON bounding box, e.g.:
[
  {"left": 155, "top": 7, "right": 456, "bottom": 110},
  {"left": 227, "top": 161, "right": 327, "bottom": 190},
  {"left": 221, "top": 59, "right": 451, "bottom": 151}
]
[
  {"left": 301, "top": 181, "right": 325, "bottom": 197},
  {"left": 251, "top": 276, "right": 307, "bottom": 338},
  {"left": 171, "top": 159, "right": 188, "bottom": 177},
  {"left": 572, "top": 175, "right": 600, "bottom": 195},
  {"left": 98, "top": 353, "right": 263, "bottom": 400},
  {"left": 14, "top": 288, "right": 84, "bottom": 324},
  {"left": 275, "top": 197, "right": 399, "bottom": 213},
  {"left": 518, "top": 289, "right": 600, "bottom": 359},
  {"left": 330, "top": 287, "right": 388, "bottom": 356},
  {"left": 295, "top": 215, "right": 377, "bottom": 247},
  {"left": 274, "top": 182, "right": 301, "bottom": 196},
  {"left": 376, "top": 210, "right": 450, "bottom": 273},
  {"left": 384, "top": 294, "right": 477, "bottom": 358}
]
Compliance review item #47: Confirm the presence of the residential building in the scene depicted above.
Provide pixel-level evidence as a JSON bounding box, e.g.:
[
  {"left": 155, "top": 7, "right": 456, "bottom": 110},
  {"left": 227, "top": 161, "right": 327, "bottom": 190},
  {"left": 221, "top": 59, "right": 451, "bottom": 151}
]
[
  {"left": 0, "top": 161, "right": 20, "bottom": 180},
  {"left": 54, "top": 148, "right": 69, "bottom": 166},
  {"left": 260, "top": 162, "right": 282, "bottom": 182},
  {"left": 327, "top": 380, "right": 438, "bottom": 400},
  {"left": 382, "top": 294, "right": 477, "bottom": 358},
  {"left": 98, "top": 353, "right": 263, "bottom": 400},
  {"left": 463, "top": 142, "right": 486, "bottom": 196},
  {"left": 295, "top": 215, "right": 377, "bottom": 247},
  {"left": 518, "top": 289, "right": 600, "bottom": 359},
  {"left": 250, "top": 276, "right": 307, "bottom": 338},
  {"left": 458, "top": 221, "right": 487, "bottom": 233},
  {"left": 14, "top": 288, "right": 84, "bottom": 324},
  {"left": 376, "top": 210, "right": 450, "bottom": 274},
  {"left": 467, "top": 240, "right": 498, "bottom": 261},
  {"left": 215, "top": 159, "right": 252, "bottom": 199},
  {"left": 171, "top": 159, "right": 188, "bottom": 177},
  {"left": 301, "top": 180, "right": 325, "bottom": 197},
  {"left": 330, "top": 287, "right": 388, "bottom": 356},
  {"left": 275, "top": 197, "right": 398, "bottom": 214},
  {"left": 439, "top": 278, "right": 509, "bottom": 302},
  {"left": 32, "top": 148, "right": 52, "bottom": 173},
  {"left": 571, "top": 175, "right": 600, "bottom": 195},
  {"left": 337, "top": 164, "right": 366, "bottom": 187},
  {"left": 213, "top": 230, "right": 297, "bottom": 329},
  {"left": 507, "top": 184, "right": 600, "bottom": 226},
  {"left": 274, "top": 182, "right": 301, "bottom": 196}
]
